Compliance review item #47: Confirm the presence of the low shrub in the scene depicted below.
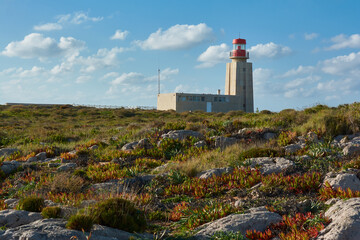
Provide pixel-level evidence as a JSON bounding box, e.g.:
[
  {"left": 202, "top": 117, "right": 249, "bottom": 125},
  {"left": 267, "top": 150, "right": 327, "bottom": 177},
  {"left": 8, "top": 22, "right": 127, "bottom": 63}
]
[
  {"left": 239, "top": 147, "right": 284, "bottom": 161},
  {"left": 89, "top": 198, "right": 146, "bottom": 232},
  {"left": 66, "top": 214, "right": 93, "bottom": 232},
  {"left": 277, "top": 131, "right": 297, "bottom": 147},
  {"left": 17, "top": 196, "right": 45, "bottom": 212},
  {"left": 50, "top": 172, "right": 86, "bottom": 194},
  {"left": 211, "top": 231, "right": 246, "bottom": 239},
  {"left": 41, "top": 206, "right": 62, "bottom": 219}
]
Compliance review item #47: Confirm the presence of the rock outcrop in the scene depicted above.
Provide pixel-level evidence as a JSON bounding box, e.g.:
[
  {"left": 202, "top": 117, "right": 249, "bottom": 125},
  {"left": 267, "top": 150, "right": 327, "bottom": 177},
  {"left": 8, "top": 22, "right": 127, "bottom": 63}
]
[
  {"left": 323, "top": 172, "right": 360, "bottom": 192},
  {"left": 317, "top": 198, "right": 360, "bottom": 240},
  {"left": 248, "top": 157, "right": 294, "bottom": 175},
  {"left": 0, "top": 218, "right": 153, "bottom": 240},
  {"left": 197, "top": 167, "right": 234, "bottom": 179},
  {"left": 0, "top": 209, "right": 42, "bottom": 228},
  {"left": 161, "top": 130, "right": 204, "bottom": 141},
  {"left": 194, "top": 206, "right": 282, "bottom": 239}
]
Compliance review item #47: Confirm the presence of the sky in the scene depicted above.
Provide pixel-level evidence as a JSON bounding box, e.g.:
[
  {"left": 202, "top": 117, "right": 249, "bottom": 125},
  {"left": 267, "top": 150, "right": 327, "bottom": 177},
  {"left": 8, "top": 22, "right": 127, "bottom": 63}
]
[{"left": 1, "top": 0, "right": 360, "bottom": 111}]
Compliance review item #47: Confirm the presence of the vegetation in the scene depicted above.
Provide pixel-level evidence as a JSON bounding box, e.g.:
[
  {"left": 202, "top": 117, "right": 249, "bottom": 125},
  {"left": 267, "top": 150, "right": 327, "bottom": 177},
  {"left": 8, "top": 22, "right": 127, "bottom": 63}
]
[
  {"left": 41, "top": 206, "right": 62, "bottom": 218},
  {"left": 17, "top": 196, "right": 45, "bottom": 212},
  {"left": 66, "top": 214, "right": 94, "bottom": 232},
  {"left": 0, "top": 103, "right": 360, "bottom": 238},
  {"left": 89, "top": 198, "right": 147, "bottom": 232}
]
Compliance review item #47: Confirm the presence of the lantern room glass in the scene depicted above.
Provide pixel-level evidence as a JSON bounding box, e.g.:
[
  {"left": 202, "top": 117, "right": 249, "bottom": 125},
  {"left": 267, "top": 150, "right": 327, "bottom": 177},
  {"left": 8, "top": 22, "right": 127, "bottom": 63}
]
[{"left": 233, "top": 44, "right": 246, "bottom": 50}]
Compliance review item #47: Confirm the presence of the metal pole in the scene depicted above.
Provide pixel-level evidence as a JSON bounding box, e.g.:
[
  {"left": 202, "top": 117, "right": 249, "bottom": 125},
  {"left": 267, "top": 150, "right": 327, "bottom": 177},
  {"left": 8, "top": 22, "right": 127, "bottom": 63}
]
[{"left": 158, "top": 68, "right": 160, "bottom": 95}]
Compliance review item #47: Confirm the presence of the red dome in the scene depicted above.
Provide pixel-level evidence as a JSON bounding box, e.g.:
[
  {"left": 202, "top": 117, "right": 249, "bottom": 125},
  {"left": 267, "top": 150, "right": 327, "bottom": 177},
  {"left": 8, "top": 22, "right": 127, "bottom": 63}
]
[{"left": 233, "top": 38, "right": 246, "bottom": 44}]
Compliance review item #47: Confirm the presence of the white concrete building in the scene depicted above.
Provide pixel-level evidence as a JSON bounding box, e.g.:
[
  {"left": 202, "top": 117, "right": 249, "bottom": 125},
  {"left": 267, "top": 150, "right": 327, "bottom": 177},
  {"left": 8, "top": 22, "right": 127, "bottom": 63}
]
[{"left": 157, "top": 37, "right": 253, "bottom": 113}]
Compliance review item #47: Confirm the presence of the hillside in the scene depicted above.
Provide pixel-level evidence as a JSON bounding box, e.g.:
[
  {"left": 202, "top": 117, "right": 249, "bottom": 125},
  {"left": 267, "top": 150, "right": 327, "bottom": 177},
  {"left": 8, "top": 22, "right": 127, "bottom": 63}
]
[{"left": 1, "top": 103, "right": 360, "bottom": 239}]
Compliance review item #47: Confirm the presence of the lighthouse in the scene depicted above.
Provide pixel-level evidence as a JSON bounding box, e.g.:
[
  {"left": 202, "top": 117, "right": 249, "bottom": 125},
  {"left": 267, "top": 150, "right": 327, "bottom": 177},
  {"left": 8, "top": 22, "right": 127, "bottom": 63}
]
[
  {"left": 225, "top": 37, "right": 254, "bottom": 112},
  {"left": 157, "top": 36, "right": 254, "bottom": 113}
]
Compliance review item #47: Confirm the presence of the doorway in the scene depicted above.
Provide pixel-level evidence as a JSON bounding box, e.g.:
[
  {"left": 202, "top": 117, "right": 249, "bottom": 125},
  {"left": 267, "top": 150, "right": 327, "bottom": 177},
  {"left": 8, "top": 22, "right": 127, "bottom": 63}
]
[{"left": 206, "top": 102, "right": 212, "bottom": 112}]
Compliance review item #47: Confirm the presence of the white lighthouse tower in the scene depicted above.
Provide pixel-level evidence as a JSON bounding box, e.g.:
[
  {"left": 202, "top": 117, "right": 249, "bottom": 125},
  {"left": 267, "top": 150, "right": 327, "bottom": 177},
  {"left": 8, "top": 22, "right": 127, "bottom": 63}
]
[{"left": 225, "top": 37, "right": 254, "bottom": 112}]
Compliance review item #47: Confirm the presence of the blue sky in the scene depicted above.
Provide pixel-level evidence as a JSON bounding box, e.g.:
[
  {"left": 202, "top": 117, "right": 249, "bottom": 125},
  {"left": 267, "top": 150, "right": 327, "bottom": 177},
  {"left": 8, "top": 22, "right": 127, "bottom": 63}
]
[{"left": 1, "top": 0, "right": 360, "bottom": 111}]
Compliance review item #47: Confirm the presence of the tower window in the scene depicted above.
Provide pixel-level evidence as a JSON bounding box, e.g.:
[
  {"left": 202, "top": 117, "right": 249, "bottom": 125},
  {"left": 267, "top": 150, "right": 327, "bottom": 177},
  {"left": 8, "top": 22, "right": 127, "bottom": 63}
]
[{"left": 243, "top": 68, "right": 246, "bottom": 72}]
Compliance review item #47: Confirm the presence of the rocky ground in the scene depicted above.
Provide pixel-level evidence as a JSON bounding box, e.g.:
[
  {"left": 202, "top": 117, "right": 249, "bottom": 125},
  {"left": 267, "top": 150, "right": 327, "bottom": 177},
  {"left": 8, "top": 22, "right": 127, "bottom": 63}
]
[{"left": 1, "top": 105, "right": 360, "bottom": 239}]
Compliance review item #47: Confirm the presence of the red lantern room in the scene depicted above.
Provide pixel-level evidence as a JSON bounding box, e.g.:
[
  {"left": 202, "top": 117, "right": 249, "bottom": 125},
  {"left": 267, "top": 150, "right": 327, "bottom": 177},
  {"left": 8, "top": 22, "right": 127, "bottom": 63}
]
[{"left": 230, "top": 38, "right": 249, "bottom": 60}]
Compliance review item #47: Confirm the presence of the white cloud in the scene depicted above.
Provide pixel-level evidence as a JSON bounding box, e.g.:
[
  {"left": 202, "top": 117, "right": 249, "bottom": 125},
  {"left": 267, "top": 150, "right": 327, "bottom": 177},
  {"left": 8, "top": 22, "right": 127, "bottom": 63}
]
[
  {"left": 110, "top": 67, "right": 178, "bottom": 86},
  {"left": 317, "top": 78, "right": 360, "bottom": 97},
  {"left": 321, "top": 51, "right": 360, "bottom": 75},
  {"left": 284, "top": 75, "right": 320, "bottom": 90},
  {"left": 102, "top": 72, "right": 119, "bottom": 80},
  {"left": 34, "top": 23, "right": 63, "bottom": 31},
  {"left": 57, "top": 12, "right": 103, "bottom": 25},
  {"left": 33, "top": 12, "right": 103, "bottom": 32},
  {"left": 0, "top": 66, "right": 46, "bottom": 79},
  {"left": 174, "top": 84, "right": 192, "bottom": 93},
  {"left": 196, "top": 43, "right": 230, "bottom": 68},
  {"left": 147, "top": 68, "right": 179, "bottom": 81},
  {"left": 107, "top": 68, "right": 178, "bottom": 96},
  {"left": 304, "top": 33, "right": 319, "bottom": 40},
  {"left": 248, "top": 42, "right": 292, "bottom": 59},
  {"left": 1, "top": 33, "right": 85, "bottom": 59},
  {"left": 111, "top": 30, "right": 129, "bottom": 40},
  {"left": 253, "top": 68, "right": 277, "bottom": 95},
  {"left": 77, "top": 47, "right": 127, "bottom": 72},
  {"left": 111, "top": 72, "right": 145, "bottom": 85},
  {"left": 327, "top": 34, "right": 360, "bottom": 50},
  {"left": 76, "top": 75, "right": 91, "bottom": 84},
  {"left": 135, "top": 23, "right": 213, "bottom": 50},
  {"left": 49, "top": 46, "right": 129, "bottom": 75},
  {"left": 281, "top": 65, "right": 315, "bottom": 78}
]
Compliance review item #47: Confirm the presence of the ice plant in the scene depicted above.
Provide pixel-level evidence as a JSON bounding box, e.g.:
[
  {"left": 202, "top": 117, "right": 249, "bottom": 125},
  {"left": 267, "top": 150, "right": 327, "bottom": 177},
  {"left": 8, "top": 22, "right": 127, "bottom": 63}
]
[{"left": 319, "top": 182, "right": 360, "bottom": 200}]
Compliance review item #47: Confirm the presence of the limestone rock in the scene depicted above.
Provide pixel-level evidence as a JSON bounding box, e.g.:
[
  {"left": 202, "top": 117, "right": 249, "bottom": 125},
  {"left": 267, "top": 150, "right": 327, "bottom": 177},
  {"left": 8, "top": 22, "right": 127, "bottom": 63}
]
[
  {"left": 3, "top": 199, "right": 18, "bottom": 209},
  {"left": 306, "top": 131, "right": 319, "bottom": 143},
  {"left": 48, "top": 162, "right": 61, "bottom": 168},
  {"left": 197, "top": 167, "right": 234, "bottom": 179},
  {"left": 136, "top": 138, "right": 153, "bottom": 149},
  {"left": 212, "top": 136, "right": 238, "bottom": 150},
  {"left": 161, "top": 130, "right": 203, "bottom": 141},
  {"left": 0, "top": 161, "right": 21, "bottom": 175},
  {"left": 317, "top": 198, "right": 360, "bottom": 240},
  {"left": 0, "top": 218, "right": 153, "bottom": 240},
  {"left": 57, "top": 163, "right": 77, "bottom": 172},
  {"left": 0, "top": 148, "right": 19, "bottom": 157},
  {"left": 121, "top": 141, "right": 138, "bottom": 151},
  {"left": 194, "top": 140, "right": 206, "bottom": 148},
  {"left": 248, "top": 157, "right": 294, "bottom": 175},
  {"left": 26, "top": 156, "right": 38, "bottom": 163},
  {"left": 284, "top": 144, "right": 302, "bottom": 154},
  {"left": 90, "top": 175, "right": 155, "bottom": 194},
  {"left": 194, "top": 206, "right": 282, "bottom": 239},
  {"left": 89, "top": 145, "right": 99, "bottom": 150},
  {"left": 343, "top": 145, "right": 360, "bottom": 156},
  {"left": 35, "top": 152, "right": 47, "bottom": 161},
  {"left": 323, "top": 172, "right": 360, "bottom": 192},
  {"left": 0, "top": 209, "right": 42, "bottom": 228},
  {"left": 263, "top": 132, "right": 276, "bottom": 140}
]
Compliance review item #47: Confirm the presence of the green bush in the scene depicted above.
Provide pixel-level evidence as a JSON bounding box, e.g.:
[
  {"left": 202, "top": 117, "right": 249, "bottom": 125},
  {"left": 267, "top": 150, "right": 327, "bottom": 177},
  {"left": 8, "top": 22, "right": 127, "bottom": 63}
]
[
  {"left": 66, "top": 214, "right": 93, "bottom": 232},
  {"left": 89, "top": 198, "right": 146, "bottom": 232},
  {"left": 159, "top": 138, "right": 185, "bottom": 159},
  {"left": 239, "top": 148, "right": 284, "bottom": 160},
  {"left": 41, "top": 206, "right": 61, "bottom": 218},
  {"left": 17, "top": 196, "right": 45, "bottom": 212},
  {"left": 211, "top": 231, "right": 246, "bottom": 240}
]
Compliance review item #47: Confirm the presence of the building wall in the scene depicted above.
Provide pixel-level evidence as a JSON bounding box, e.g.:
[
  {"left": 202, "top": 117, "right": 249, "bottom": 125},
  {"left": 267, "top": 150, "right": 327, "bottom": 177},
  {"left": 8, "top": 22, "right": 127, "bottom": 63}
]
[
  {"left": 157, "top": 93, "right": 243, "bottom": 113},
  {"left": 157, "top": 93, "right": 177, "bottom": 111}
]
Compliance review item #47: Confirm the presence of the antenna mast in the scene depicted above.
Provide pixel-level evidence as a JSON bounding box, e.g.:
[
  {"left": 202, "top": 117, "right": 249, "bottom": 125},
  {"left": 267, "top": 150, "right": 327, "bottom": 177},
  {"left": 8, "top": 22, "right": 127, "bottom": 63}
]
[{"left": 158, "top": 68, "right": 160, "bottom": 95}]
